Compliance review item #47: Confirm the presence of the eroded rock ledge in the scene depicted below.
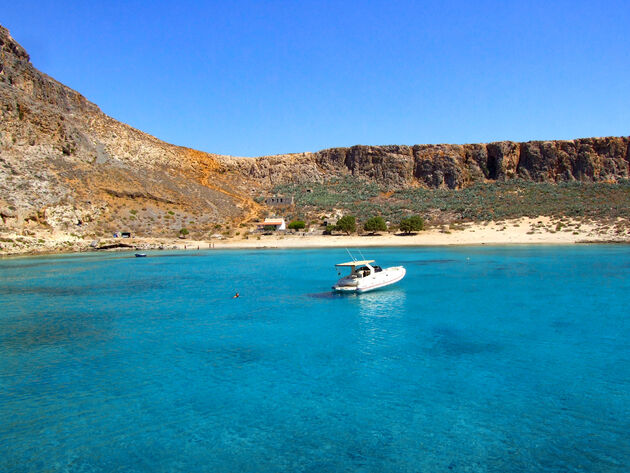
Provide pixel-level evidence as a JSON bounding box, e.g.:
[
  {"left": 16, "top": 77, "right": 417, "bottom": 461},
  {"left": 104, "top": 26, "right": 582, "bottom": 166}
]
[{"left": 219, "top": 138, "right": 630, "bottom": 190}]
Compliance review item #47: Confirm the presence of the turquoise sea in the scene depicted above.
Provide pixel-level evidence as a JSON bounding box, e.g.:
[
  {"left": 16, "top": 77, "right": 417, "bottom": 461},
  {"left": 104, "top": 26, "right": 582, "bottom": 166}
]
[{"left": 1, "top": 246, "right": 629, "bottom": 472}]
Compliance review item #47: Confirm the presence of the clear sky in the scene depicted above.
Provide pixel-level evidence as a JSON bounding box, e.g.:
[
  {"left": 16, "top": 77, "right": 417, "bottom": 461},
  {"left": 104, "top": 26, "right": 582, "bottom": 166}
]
[{"left": 3, "top": 0, "right": 629, "bottom": 156}]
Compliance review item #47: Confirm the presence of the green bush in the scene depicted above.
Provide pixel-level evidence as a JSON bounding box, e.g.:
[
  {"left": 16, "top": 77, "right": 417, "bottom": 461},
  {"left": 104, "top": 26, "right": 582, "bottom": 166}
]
[
  {"left": 363, "top": 216, "right": 387, "bottom": 233},
  {"left": 400, "top": 215, "right": 424, "bottom": 233},
  {"left": 288, "top": 220, "right": 306, "bottom": 230},
  {"left": 335, "top": 215, "right": 356, "bottom": 234},
  {"left": 179, "top": 228, "right": 189, "bottom": 236}
]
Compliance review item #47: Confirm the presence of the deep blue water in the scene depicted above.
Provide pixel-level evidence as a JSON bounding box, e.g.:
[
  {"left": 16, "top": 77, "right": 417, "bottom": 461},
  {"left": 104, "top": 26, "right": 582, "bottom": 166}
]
[{"left": 1, "top": 246, "right": 629, "bottom": 472}]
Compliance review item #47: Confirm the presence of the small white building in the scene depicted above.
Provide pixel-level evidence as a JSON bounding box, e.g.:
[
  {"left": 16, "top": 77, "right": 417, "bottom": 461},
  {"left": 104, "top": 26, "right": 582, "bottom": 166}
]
[{"left": 256, "top": 218, "right": 286, "bottom": 232}]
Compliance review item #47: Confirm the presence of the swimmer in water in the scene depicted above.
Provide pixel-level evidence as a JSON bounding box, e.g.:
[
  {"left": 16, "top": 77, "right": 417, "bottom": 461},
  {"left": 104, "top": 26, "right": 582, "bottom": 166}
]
[{"left": 233, "top": 292, "right": 240, "bottom": 298}]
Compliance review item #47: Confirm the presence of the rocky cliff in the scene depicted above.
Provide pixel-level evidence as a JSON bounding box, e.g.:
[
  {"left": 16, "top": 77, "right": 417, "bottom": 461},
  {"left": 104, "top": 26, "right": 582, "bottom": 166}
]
[
  {"left": 1, "top": 24, "right": 628, "bottom": 240},
  {"left": 223, "top": 138, "right": 629, "bottom": 190}
]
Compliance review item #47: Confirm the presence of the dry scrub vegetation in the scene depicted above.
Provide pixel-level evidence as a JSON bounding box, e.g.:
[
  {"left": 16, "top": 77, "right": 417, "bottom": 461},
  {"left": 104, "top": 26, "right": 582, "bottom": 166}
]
[{"left": 273, "top": 177, "right": 630, "bottom": 227}]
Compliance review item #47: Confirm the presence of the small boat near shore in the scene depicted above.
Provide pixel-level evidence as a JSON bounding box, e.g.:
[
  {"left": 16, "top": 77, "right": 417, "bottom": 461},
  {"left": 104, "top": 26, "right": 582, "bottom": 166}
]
[
  {"left": 135, "top": 253, "right": 147, "bottom": 257},
  {"left": 332, "top": 259, "right": 406, "bottom": 293}
]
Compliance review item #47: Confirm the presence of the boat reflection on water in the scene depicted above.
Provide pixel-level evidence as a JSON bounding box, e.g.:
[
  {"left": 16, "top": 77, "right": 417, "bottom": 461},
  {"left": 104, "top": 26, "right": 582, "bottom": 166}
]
[
  {"left": 352, "top": 288, "right": 407, "bottom": 356},
  {"left": 352, "top": 287, "right": 407, "bottom": 318}
]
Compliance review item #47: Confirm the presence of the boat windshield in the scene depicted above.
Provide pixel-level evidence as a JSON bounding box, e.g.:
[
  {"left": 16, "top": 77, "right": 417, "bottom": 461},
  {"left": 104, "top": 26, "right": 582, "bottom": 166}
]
[{"left": 354, "top": 266, "right": 371, "bottom": 277}]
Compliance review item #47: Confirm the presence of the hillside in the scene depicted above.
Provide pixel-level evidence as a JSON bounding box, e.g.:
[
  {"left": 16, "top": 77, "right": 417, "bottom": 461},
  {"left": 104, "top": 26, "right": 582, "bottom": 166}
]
[
  {"left": 0, "top": 25, "right": 262, "bottom": 241},
  {"left": 0, "top": 24, "right": 629, "bottom": 253}
]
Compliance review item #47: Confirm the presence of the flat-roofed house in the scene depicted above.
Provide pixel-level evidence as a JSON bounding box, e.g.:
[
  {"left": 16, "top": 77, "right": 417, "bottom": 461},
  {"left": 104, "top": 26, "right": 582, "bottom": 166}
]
[{"left": 256, "top": 218, "right": 286, "bottom": 232}]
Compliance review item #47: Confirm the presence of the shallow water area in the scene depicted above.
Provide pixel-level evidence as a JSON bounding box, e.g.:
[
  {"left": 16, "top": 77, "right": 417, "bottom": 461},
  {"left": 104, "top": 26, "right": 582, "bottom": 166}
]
[{"left": 1, "top": 246, "right": 629, "bottom": 472}]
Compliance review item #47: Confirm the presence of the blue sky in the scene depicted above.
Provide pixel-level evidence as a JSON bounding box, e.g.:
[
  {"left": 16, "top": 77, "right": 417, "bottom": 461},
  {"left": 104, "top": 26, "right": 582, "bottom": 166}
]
[{"left": 3, "top": 1, "right": 629, "bottom": 156}]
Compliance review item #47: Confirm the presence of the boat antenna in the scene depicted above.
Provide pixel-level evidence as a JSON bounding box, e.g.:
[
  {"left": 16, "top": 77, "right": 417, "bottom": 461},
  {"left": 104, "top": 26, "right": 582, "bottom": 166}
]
[
  {"left": 357, "top": 248, "right": 367, "bottom": 260},
  {"left": 345, "top": 248, "right": 356, "bottom": 261}
]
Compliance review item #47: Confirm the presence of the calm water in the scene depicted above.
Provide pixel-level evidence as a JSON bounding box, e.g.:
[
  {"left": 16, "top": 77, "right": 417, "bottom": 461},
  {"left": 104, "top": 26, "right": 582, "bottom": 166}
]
[{"left": 1, "top": 246, "right": 629, "bottom": 472}]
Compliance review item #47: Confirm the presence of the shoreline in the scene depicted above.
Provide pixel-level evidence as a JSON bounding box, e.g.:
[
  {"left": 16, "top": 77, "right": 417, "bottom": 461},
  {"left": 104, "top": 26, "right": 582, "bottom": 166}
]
[{"left": 2, "top": 217, "right": 629, "bottom": 257}]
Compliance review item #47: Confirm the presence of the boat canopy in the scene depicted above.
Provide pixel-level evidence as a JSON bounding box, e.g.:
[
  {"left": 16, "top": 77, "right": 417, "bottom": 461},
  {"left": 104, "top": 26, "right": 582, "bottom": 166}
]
[{"left": 335, "top": 260, "right": 375, "bottom": 267}]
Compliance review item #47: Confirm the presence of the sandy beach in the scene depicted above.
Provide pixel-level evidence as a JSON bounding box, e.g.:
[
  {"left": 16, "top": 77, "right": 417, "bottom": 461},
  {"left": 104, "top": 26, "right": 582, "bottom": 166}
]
[
  {"left": 1, "top": 216, "right": 629, "bottom": 256},
  {"left": 212, "top": 217, "right": 630, "bottom": 249}
]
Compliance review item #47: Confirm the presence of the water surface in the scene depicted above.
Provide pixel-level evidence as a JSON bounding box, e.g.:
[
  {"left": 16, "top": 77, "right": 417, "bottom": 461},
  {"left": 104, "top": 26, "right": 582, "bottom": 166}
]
[{"left": 1, "top": 246, "right": 629, "bottom": 472}]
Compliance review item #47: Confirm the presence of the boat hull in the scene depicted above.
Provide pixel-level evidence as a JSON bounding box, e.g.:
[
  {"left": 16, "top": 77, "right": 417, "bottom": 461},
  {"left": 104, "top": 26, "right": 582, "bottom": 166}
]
[{"left": 332, "top": 266, "right": 406, "bottom": 293}]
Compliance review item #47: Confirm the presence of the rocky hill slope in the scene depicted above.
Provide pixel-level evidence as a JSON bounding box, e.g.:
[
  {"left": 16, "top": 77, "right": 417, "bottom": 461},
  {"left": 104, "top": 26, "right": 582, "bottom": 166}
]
[
  {"left": 1, "top": 24, "right": 628, "bottom": 242},
  {"left": 0, "top": 25, "right": 261, "bottom": 239}
]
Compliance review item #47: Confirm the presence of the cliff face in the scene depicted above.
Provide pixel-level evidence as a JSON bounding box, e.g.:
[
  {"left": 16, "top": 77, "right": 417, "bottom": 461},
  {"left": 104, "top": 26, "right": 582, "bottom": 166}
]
[
  {"left": 223, "top": 138, "right": 630, "bottom": 190},
  {"left": 1, "top": 24, "right": 628, "bottom": 239}
]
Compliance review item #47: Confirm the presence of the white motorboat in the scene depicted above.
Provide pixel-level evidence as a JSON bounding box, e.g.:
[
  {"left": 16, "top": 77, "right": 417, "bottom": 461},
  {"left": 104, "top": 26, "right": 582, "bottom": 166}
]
[{"left": 332, "top": 259, "right": 406, "bottom": 293}]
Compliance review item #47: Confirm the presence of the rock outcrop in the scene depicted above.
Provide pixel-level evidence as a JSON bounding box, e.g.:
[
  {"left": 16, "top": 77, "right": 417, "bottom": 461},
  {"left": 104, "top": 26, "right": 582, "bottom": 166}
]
[{"left": 221, "top": 138, "right": 629, "bottom": 190}]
